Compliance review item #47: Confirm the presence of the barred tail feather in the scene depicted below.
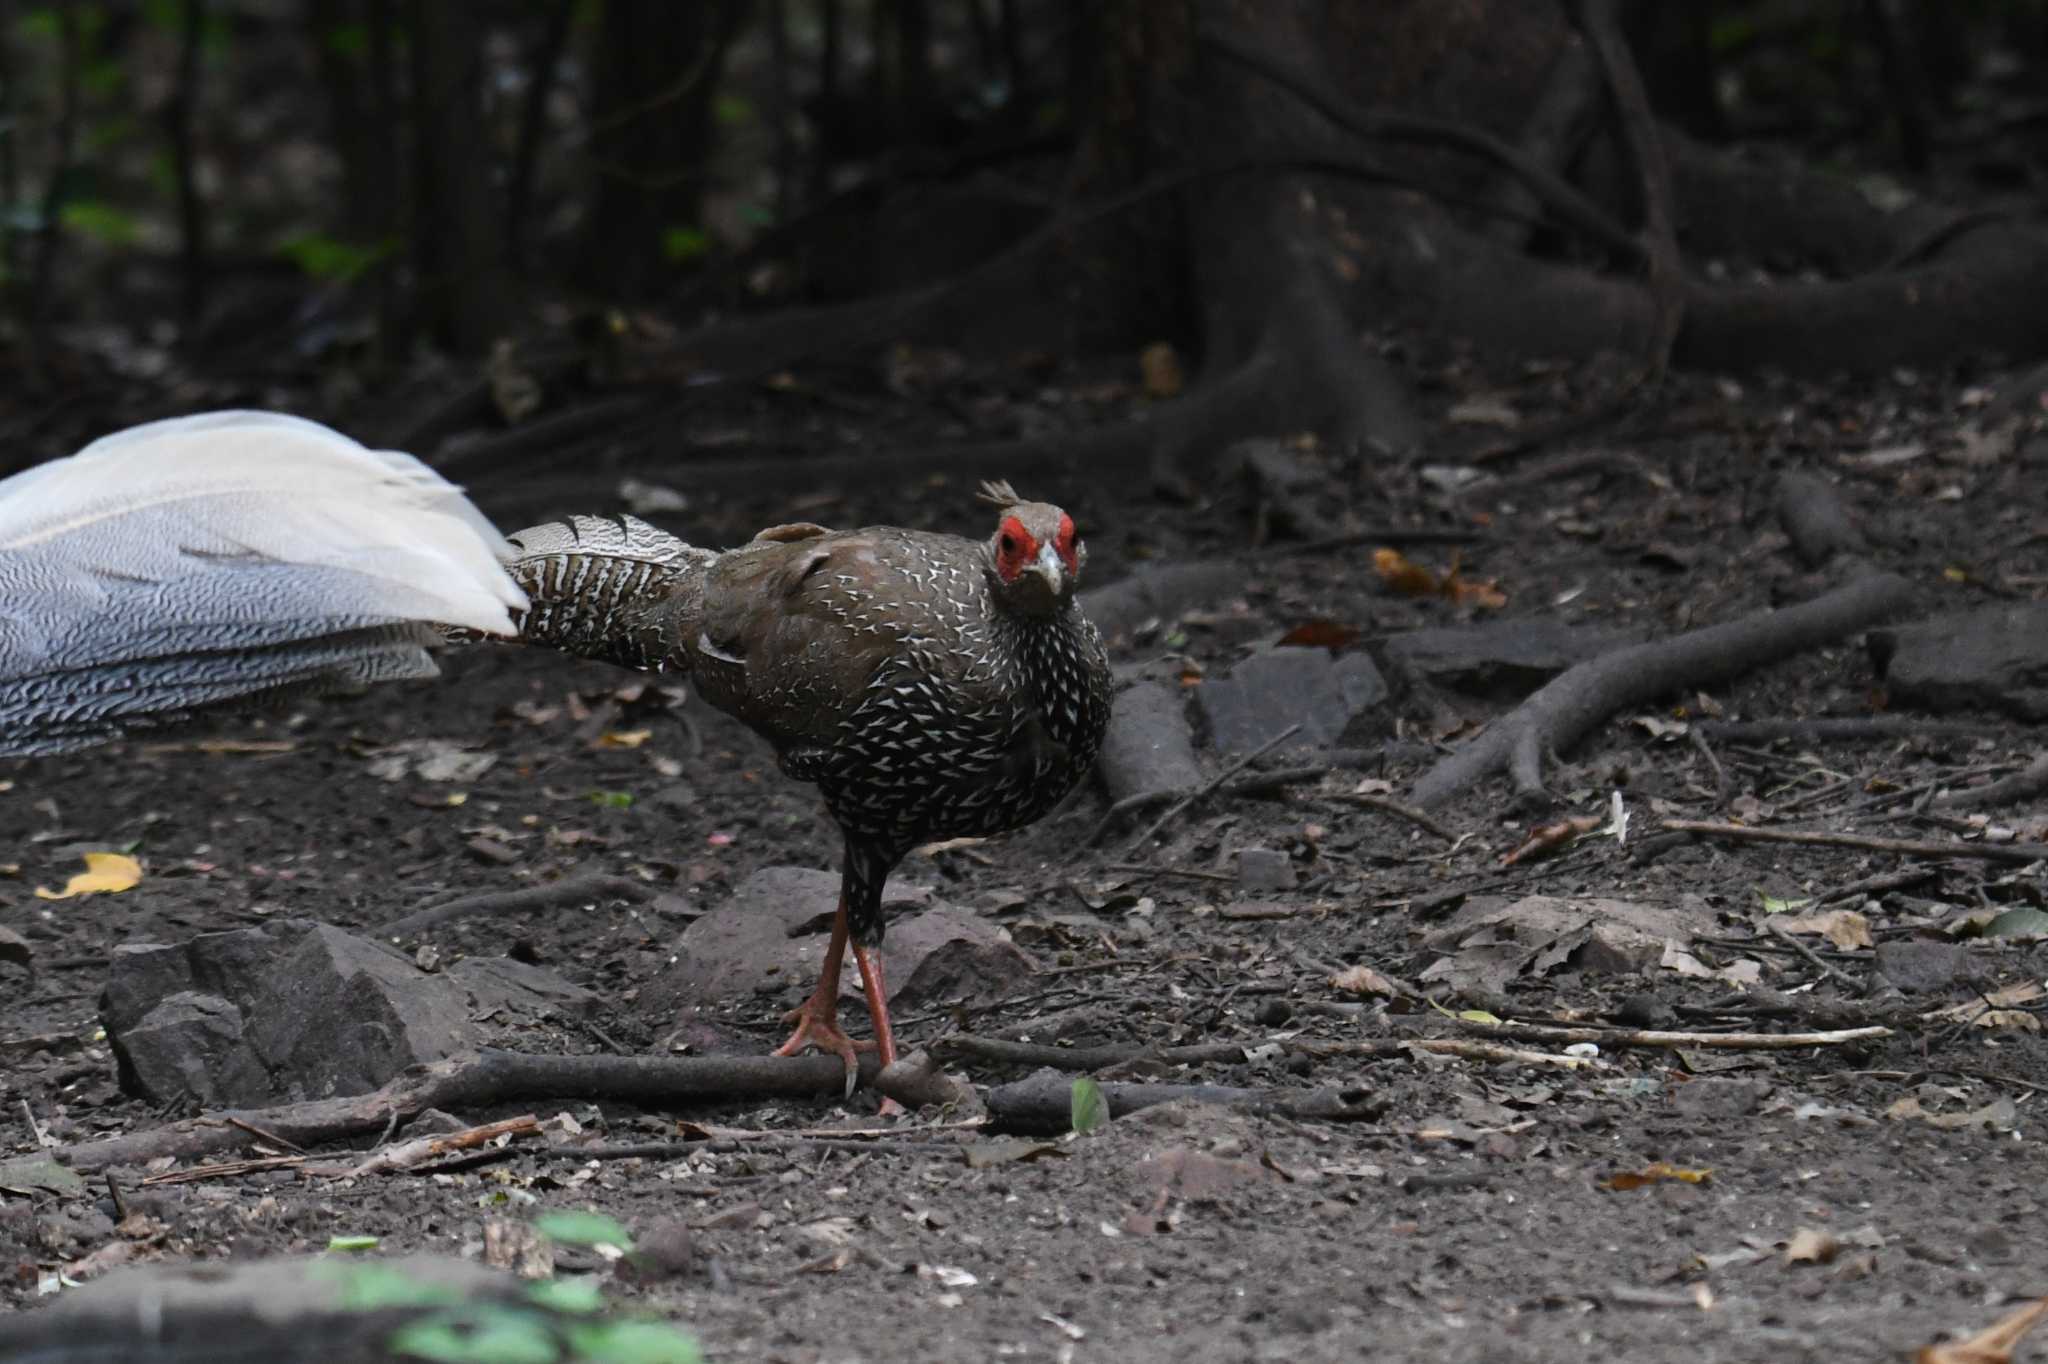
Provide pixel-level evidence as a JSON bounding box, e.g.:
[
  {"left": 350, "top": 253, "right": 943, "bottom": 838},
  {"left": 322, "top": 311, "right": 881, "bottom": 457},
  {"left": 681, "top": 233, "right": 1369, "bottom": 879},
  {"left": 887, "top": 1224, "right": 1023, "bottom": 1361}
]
[{"left": 491, "top": 514, "right": 711, "bottom": 672}]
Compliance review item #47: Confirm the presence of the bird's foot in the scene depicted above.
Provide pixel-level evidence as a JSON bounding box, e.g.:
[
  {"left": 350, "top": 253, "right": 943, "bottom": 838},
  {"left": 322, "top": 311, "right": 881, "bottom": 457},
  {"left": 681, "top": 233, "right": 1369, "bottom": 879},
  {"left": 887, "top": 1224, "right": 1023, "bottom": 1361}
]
[{"left": 773, "top": 995, "right": 873, "bottom": 1097}]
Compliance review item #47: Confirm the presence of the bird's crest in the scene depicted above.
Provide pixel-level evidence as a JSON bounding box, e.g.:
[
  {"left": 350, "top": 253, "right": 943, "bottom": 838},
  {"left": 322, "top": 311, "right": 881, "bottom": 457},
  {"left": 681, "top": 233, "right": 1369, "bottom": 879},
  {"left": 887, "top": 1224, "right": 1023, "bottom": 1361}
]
[{"left": 977, "top": 479, "right": 1024, "bottom": 510}]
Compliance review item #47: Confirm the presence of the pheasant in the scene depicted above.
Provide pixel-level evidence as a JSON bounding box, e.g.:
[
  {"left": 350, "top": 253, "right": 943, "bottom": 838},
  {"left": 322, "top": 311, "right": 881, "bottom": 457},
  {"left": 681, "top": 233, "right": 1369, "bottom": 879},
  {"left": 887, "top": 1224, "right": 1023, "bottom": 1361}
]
[
  {"left": 499, "top": 483, "right": 1112, "bottom": 1085},
  {"left": 0, "top": 411, "right": 525, "bottom": 755}
]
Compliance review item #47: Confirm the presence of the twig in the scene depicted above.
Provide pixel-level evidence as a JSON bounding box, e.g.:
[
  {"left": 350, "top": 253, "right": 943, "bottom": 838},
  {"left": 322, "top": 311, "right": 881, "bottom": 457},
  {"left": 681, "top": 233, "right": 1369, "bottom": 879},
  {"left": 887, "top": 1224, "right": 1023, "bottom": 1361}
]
[
  {"left": 984, "top": 1071, "right": 1383, "bottom": 1135},
  {"left": 139, "top": 1155, "right": 309, "bottom": 1186},
  {"left": 1694, "top": 717, "right": 2004, "bottom": 746},
  {"left": 1455, "top": 1018, "right": 1890, "bottom": 1050},
  {"left": 1091, "top": 764, "right": 1330, "bottom": 845},
  {"left": 939, "top": 1033, "right": 1595, "bottom": 1073},
  {"left": 325, "top": 1114, "right": 542, "bottom": 1178},
  {"left": 383, "top": 871, "right": 654, "bottom": 937},
  {"left": 1124, "top": 723, "right": 1303, "bottom": 855},
  {"left": 1323, "top": 792, "right": 1458, "bottom": 842},
  {"left": 1660, "top": 818, "right": 2048, "bottom": 866},
  {"left": 1932, "top": 751, "right": 2048, "bottom": 811},
  {"left": 225, "top": 1116, "right": 306, "bottom": 1154},
  {"left": 1764, "top": 920, "right": 1862, "bottom": 993},
  {"left": 1106, "top": 862, "right": 1238, "bottom": 884}
]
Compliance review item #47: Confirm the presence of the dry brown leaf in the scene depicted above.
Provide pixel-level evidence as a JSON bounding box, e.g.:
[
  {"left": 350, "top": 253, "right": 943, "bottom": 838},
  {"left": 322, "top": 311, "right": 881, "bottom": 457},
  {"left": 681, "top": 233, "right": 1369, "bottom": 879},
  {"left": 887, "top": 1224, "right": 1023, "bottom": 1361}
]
[
  {"left": 1925, "top": 981, "right": 2045, "bottom": 1022},
  {"left": 1920, "top": 1296, "right": 2048, "bottom": 1364},
  {"left": 1783, "top": 1227, "right": 1840, "bottom": 1265},
  {"left": 1329, "top": 964, "right": 1400, "bottom": 997},
  {"left": 1277, "top": 620, "right": 1362, "bottom": 649},
  {"left": 1373, "top": 547, "right": 1440, "bottom": 597},
  {"left": 1502, "top": 816, "right": 1603, "bottom": 866},
  {"left": 1444, "top": 571, "right": 1508, "bottom": 610},
  {"left": 1776, "top": 909, "right": 1874, "bottom": 951}
]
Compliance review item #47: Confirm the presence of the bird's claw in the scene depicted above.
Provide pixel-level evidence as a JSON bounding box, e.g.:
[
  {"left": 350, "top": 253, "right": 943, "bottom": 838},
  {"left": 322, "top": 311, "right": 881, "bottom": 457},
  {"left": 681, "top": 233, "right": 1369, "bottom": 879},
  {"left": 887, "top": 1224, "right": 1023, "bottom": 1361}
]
[{"left": 773, "top": 998, "right": 874, "bottom": 1097}]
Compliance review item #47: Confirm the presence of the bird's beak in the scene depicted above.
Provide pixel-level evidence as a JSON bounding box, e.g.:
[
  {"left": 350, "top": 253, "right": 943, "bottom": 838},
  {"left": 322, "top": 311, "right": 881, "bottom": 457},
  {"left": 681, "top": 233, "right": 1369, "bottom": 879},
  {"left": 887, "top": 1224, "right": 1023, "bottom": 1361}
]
[{"left": 1031, "top": 541, "right": 1065, "bottom": 596}]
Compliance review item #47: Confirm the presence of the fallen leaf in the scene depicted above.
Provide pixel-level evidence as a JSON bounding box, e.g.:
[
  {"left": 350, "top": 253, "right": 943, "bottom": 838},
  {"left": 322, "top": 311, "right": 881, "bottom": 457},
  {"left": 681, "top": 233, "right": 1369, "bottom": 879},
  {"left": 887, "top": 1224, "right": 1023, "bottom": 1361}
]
[
  {"left": 34, "top": 852, "right": 141, "bottom": 900},
  {"left": 598, "top": 729, "right": 652, "bottom": 749},
  {"left": 1783, "top": 1227, "right": 1840, "bottom": 1265},
  {"left": 1501, "top": 816, "right": 1602, "bottom": 865},
  {"left": 1329, "top": 963, "right": 1400, "bottom": 996},
  {"left": 1605, "top": 1162, "right": 1713, "bottom": 1191},
  {"left": 1373, "top": 547, "right": 1440, "bottom": 597},
  {"left": 962, "top": 1139, "right": 1067, "bottom": 1169},
  {"left": 1775, "top": 909, "right": 1873, "bottom": 950},
  {"left": 1070, "top": 1077, "right": 1109, "bottom": 1135},
  {"left": 1277, "top": 619, "right": 1361, "bottom": 649}
]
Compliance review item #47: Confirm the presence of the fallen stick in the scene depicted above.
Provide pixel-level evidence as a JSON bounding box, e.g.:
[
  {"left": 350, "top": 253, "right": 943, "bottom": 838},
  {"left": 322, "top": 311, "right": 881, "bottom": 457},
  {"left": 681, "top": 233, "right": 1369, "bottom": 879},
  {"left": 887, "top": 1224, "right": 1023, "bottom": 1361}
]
[
  {"left": 1090, "top": 764, "right": 1328, "bottom": 845},
  {"left": 984, "top": 1071, "right": 1383, "bottom": 1135},
  {"left": 59, "top": 1049, "right": 881, "bottom": 1174},
  {"left": 1660, "top": 818, "right": 2048, "bottom": 866},
  {"left": 940, "top": 1033, "right": 1596, "bottom": 1073},
  {"left": 1931, "top": 751, "right": 2048, "bottom": 811},
  {"left": 383, "top": 872, "right": 655, "bottom": 938},
  {"left": 1324, "top": 791, "right": 1460, "bottom": 842},
  {"left": 1455, "top": 1018, "right": 1891, "bottom": 1050}
]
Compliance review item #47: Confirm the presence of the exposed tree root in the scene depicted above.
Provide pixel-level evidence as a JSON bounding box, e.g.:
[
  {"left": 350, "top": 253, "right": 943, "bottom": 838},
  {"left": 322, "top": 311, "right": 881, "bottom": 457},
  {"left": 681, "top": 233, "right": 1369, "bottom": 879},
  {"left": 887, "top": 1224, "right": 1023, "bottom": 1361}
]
[
  {"left": 1776, "top": 471, "right": 1869, "bottom": 568},
  {"left": 1409, "top": 572, "right": 1916, "bottom": 811},
  {"left": 1931, "top": 753, "right": 2048, "bottom": 811},
  {"left": 59, "top": 1048, "right": 883, "bottom": 1173}
]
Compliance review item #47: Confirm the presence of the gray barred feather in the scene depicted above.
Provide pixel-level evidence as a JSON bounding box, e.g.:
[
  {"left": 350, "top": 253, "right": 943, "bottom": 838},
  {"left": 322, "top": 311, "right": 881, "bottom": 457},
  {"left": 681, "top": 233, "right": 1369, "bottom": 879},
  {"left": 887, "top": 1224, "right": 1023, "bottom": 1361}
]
[{"left": 495, "top": 515, "right": 712, "bottom": 672}]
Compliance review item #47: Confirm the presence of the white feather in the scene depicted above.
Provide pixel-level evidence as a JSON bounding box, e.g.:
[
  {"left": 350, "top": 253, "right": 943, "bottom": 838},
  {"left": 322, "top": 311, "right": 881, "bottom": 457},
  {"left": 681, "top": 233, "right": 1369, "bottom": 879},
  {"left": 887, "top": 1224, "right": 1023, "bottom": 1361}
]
[{"left": 0, "top": 410, "right": 529, "bottom": 754}]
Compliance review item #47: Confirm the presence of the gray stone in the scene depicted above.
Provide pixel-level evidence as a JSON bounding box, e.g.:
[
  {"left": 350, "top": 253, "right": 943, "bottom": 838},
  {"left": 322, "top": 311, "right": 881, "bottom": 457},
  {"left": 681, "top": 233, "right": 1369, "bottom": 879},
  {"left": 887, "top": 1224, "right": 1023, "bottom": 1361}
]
[
  {"left": 1193, "top": 647, "right": 1388, "bottom": 753},
  {"left": 1874, "top": 940, "right": 1976, "bottom": 995},
  {"left": 1236, "top": 847, "right": 1296, "bottom": 890},
  {"left": 1380, "top": 621, "right": 1639, "bottom": 702},
  {"left": 1080, "top": 561, "right": 1236, "bottom": 645},
  {"left": 1871, "top": 605, "right": 2048, "bottom": 720},
  {"left": 100, "top": 920, "right": 586, "bottom": 1107},
  {"left": 641, "top": 865, "right": 1029, "bottom": 1027},
  {"left": 1097, "top": 680, "right": 1201, "bottom": 802}
]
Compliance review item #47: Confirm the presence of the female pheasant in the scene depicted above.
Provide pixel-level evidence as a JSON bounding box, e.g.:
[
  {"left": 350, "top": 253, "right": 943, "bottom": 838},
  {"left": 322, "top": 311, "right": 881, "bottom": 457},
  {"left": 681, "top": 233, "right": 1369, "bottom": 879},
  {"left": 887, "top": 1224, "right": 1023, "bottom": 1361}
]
[{"left": 501, "top": 482, "right": 1111, "bottom": 1085}]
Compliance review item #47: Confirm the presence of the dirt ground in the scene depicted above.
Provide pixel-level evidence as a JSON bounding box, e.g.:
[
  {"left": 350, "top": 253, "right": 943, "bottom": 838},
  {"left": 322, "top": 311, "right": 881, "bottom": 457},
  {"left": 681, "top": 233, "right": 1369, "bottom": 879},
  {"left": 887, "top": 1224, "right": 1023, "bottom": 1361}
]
[{"left": 2, "top": 353, "right": 2046, "bottom": 1362}]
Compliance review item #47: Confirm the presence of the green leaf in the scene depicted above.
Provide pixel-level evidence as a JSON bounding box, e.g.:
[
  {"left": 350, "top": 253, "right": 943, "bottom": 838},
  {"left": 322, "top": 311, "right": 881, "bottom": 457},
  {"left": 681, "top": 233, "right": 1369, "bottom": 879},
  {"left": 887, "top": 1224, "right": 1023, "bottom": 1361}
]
[
  {"left": 326, "top": 1234, "right": 381, "bottom": 1253},
  {"left": 535, "top": 1210, "right": 634, "bottom": 1253},
  {"left": 587, "top": 790, "right": 634, "bottom": 809},
  {"left": 660, "top": 227, "right": 710, "bottom": 264},
  {"left": 388, "top": 1307, "right": 561, "bottom": 1364},
  {"left": 712, "top": 94, "right": 752, "bottom": 127},
  {"left": 278, "top": 232, "right": 393, "bottom": 282},
  {"left": 1756, "top": 889, "right": 1814, "bottom": 914},
  {"left": 562, "top": 1320, "right": 703, "bottom": 1364},
  {"left": 58, "top": 200, "right": 140, "bottom": 246},
  {"left": 319, "top": 1261, "right": 468, "bottom": 1311},
  {"left": 524, "top": 1277, "right": 604, "bottom": 1316},
  {"left": 1984, "top": 906, "right": 2048, "bottom": 940},
  {"left": 324, "top": 22, "right": 368, "bottom": 59},
  {"left": 1069, "top": 1077, "right": 1108, "bottom": 1135}
]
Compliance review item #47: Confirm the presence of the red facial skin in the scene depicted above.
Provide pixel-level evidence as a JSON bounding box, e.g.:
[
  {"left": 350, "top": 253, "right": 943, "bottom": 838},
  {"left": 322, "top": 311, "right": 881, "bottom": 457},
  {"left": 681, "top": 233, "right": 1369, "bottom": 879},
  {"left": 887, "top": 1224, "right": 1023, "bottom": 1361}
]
[
  {"left": 994, "top": 515, "right": 1039, "bottom": 582},
  {"left": 1053, "top": 514, "right": 1077, "bottom": 573}
]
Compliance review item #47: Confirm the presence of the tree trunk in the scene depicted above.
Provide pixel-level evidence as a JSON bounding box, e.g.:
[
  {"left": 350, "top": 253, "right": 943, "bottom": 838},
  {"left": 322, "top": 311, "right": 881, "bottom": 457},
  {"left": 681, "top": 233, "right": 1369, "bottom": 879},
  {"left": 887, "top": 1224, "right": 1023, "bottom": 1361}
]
[
  {"left": 578, "top": 0, "right": 744, "bottom": 298},
  {"left": 409, "top": 0, "right": 511, "bottom": 354}
]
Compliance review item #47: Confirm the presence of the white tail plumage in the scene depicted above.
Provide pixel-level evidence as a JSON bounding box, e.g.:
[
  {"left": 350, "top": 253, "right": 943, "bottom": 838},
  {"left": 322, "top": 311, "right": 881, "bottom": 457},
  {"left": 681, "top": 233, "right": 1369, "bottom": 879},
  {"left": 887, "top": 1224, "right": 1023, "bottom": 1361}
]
[{"left": 0, "top": 410, "right": 527, "bottom": 754}]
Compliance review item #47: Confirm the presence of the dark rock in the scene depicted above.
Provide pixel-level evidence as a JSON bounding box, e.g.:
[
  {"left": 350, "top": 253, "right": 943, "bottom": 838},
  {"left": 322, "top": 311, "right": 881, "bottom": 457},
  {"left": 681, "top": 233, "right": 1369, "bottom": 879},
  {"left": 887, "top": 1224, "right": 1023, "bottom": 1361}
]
[
  {"left": 1874, "top": 940, "right": 1975, "bottom": 995},
  {"left": 640, "top": 866, "right": 1030, "bottom": 1028},
  {"left": 1379, "top": 621, "right": 1638, "bottom": 702},
  {"left": 1236, "top": 848, "right": 1296, "bottom": 890},
  {"left": 1080, "top": 561, "right": 1237, "bottom": 645},
  {"left": 1097, "top": 680, "right": 1202, "bottom": 802},
  {"left": 1193, "top": 647, "right": 1387, "bottom": 753},
  {"left": 100, "top": 919, "right": 587, "bottom": 1107},
  {"left": 1870, "top": 605, "right": 2048, "bottom": 719}
]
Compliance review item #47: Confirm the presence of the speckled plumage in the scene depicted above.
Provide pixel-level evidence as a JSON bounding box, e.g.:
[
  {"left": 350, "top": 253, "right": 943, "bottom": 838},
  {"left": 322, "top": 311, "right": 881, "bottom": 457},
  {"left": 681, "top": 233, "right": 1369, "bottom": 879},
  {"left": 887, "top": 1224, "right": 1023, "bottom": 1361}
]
[{"left": 501, "top": 503, "right": 1111, "bottom": 947}]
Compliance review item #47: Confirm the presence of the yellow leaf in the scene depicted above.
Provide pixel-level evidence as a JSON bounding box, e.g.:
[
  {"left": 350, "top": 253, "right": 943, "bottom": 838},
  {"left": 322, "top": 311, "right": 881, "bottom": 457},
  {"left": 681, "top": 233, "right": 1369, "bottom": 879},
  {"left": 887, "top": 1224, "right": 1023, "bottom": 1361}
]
[
  {"left": 598, "top": 729, "right": 652, "bottom": 749},
  {"left": 34, "top": 852, "right": 142, "bottom": 900}
]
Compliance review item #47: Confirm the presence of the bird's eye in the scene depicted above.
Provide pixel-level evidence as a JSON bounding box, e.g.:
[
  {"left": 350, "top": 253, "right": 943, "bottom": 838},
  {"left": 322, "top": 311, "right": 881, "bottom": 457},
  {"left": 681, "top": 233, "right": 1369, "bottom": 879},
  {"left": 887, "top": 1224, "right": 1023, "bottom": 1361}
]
[{"left": 999, "top": 534, "right": 1017, "bottom": 555}]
